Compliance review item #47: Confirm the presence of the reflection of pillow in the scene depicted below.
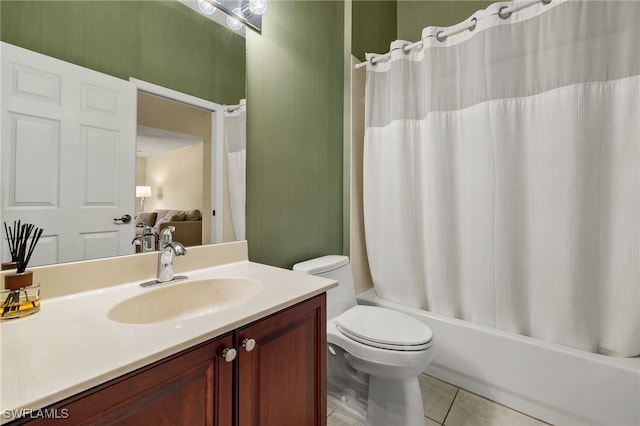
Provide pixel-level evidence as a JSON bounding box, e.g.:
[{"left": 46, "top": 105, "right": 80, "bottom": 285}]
[
  {"left": 185, "top": 209, "right": 201, "bottom": 221},
  {"left": 136, "top": 212, "right": 157, "bottom": 227},
  {"left": 153, "top": 210, "right": 168, "bottom": 225},
  {"left": 164, "top": 209, "right": 180, "bottom": 218},
  {"left": 169, "top": 212, "right": 186, "bottom": 221},
  {"left": 153, "top": 217, "right": 169, "bottom": 230}
]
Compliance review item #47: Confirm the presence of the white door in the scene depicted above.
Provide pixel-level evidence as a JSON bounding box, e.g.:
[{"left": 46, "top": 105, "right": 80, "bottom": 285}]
[{"left": 1, "top": 42, "right": 136, "bottom": 265}]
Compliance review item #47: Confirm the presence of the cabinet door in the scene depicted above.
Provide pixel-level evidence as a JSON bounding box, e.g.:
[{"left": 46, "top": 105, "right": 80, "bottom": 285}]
[
  {"left": 237, "top": 294, "right": 327, "bottom": 426},
  {"left": 22, "top": 333, "right": 234, "bottom": 426}
]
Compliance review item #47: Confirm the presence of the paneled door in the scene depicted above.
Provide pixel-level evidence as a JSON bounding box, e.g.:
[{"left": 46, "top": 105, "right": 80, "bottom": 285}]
[{"left": 1, "top": 42, "right": 136, "bottom": 265}]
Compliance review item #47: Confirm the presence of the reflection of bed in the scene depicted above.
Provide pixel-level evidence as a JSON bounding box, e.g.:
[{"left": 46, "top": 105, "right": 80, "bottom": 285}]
[{"left": 135, "top": 209, "right": 202, "bottom": 249}]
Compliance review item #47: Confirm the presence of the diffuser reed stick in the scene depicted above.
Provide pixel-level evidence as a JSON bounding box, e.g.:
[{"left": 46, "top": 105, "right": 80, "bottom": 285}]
[{"left": 3, "top": 220, "right": 20, "bottom": 263}]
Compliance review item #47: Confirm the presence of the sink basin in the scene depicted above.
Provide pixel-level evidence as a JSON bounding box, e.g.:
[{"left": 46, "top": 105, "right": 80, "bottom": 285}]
[{"left": 108, "top": 277, "right": 262, "bottom": 324}]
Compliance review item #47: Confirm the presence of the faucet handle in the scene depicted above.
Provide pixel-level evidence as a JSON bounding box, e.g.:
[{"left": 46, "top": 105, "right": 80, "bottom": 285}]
[
  {"left": 159, "top": 225, "right": 176, "bottom": 248},
  {"left": 160, "top": 225, "right": 176, "bottom": 236}
]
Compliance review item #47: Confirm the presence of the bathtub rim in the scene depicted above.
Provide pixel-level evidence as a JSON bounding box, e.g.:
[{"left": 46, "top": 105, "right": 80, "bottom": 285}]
[{"left": 357, "top": 287, "right": 640, "bottom": 426}]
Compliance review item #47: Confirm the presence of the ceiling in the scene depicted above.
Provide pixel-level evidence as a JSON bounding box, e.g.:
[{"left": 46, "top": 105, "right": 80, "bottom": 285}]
[{"left": 136, "top": 125, "right": 203, "bottom": 158}]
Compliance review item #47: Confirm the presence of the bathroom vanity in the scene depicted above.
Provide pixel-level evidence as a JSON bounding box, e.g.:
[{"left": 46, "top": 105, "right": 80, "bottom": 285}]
[
  {"left": 0, "top": 242, "right": 335, "bottom": 425},
  {"left": 13, "top": 295, "right": 325, "bottom": 425}
]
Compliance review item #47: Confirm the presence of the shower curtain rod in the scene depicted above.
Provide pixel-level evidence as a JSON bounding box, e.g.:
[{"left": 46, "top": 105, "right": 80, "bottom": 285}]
[{"left": 355, "top": 0, "right": 551, "bottom": 70}]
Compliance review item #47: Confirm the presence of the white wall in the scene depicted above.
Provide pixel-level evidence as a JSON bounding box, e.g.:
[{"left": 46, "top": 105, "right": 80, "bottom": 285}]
[{"left": 145, "top": 143, "right": 203, "bottom": 213}]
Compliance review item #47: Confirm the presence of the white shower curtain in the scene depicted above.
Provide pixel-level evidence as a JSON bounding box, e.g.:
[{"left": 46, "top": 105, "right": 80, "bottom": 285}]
[
  {"left": 224, "top": 101, "right": 246, "bottom": 240},
  {"left": 363, "top": 0, "right": 639, "bottom": 357}
]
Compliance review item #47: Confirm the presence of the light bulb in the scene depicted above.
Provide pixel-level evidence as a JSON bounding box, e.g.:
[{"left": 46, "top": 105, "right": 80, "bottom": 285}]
[
  {"left": 197, "top": 0, "right": 217, "bottom": 15},
  {"left": 227, "top": 9, "right": 244, "bottom": 30},
  {"left": 249, "top": 0, "right": 267, "bottom": 15}
]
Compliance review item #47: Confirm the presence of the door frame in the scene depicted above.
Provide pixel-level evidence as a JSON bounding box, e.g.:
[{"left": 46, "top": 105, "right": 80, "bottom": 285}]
[{"left": 130, "top": 78, "right": 224, "bottom": 244}]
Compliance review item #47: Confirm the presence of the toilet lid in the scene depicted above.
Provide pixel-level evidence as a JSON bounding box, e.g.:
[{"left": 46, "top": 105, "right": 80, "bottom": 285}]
[{"left": 335, "top": 306, "right": 433, "bottom": 351}]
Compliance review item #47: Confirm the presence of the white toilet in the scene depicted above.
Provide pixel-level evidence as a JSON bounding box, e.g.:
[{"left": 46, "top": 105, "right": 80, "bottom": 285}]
[{"left": 293, "top": 255, "right": 433, "bottom": 426}]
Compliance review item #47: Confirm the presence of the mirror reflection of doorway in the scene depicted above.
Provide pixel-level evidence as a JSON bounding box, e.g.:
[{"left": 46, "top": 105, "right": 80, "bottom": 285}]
[
  {"left": 134, "top": 86, "right": 243, "bottom": 248},
  {"left": 136, "top": 92, "right": 212, "bottom": 247}
]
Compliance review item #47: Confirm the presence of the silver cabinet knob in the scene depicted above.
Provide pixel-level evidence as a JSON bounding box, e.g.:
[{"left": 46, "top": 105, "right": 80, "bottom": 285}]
[
  {"left": 221, "top": 347, "right": 237, "bottom": 362},
  {"left": 242, "top": 338, "right": 256, "bottom": 352}
]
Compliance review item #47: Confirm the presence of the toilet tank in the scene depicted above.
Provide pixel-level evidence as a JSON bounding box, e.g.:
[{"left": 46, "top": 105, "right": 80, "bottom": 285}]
[{"left": 293, "top": 255, "right": 357, "bottom": 320}]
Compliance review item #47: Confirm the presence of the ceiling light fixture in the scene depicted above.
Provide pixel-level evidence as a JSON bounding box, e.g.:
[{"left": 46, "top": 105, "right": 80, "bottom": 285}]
[
  {"left": 197, "top": 0, "right": 217, "bottom": 15},
  {"left": 248, "top": 0, "right": 267, "bottom": 16},
  {"left": 226, "top": 8, "right": 244, "bottom": 30}
]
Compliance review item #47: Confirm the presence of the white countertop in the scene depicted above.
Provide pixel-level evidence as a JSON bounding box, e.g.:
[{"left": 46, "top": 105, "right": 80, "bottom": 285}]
[{"left": 0, "top": 260, "right": 335, "bottom": 423}]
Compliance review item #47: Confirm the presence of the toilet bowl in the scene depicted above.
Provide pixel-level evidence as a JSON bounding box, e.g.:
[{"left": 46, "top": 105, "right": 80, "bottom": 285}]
[{"left": 293, "top": 256, "right": 434, "bottom": 426}]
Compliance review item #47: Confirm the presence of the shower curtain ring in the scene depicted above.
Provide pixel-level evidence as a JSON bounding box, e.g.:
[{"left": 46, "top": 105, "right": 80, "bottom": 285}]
[
  {"left": 498, "top": 5, "right": 512, "bottom": 19},
  {"left": 436, "top": 31, "right": 447, "bottom": 42},
  {"left": 541, "top": 0, "right": 551, "bottom": 4},
  {"left": 469, "top": 18, "right": 477, "bottom": 32}
]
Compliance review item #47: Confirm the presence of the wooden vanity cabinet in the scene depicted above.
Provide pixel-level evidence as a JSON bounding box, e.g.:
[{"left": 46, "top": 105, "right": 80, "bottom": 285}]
[{"left": 15, "top": 294, "right": 326, "bottom": 426}]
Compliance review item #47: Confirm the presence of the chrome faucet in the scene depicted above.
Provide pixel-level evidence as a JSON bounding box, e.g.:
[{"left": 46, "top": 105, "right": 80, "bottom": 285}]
[
  {"left": 131, "top": 225, "right": 155, "bottom": 253},
  {"left": 155, "top": 226, "right": 187, "bottom": 284}
]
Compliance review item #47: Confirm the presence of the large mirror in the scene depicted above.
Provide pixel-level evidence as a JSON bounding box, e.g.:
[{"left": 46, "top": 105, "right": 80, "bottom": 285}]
[{"left": 0, "top": 0, "right": 246, "bottom": 267}]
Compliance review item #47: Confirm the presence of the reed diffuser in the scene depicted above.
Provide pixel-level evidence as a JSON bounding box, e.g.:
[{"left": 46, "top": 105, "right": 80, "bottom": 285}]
[{"left": 2, "top": 221, "right": 44, "bottom": 319}]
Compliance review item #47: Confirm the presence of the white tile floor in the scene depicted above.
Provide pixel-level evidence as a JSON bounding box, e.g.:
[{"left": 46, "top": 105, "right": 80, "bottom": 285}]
[{"left": 327, "top": 374, "right": 550, "bottom": 426}]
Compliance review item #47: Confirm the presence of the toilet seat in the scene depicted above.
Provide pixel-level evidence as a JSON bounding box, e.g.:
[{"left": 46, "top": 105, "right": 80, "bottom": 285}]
[
  {"left": 335, "top": 306, "right": 433, "bottom": 351},
  {"left": 327, "top": 321, "right": 432, "bottom": 371}
]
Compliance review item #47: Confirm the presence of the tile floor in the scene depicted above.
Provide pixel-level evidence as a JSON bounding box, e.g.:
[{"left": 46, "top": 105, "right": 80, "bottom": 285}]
[{"left": 327, "top": 374, "right": 550, "bottom": 426}]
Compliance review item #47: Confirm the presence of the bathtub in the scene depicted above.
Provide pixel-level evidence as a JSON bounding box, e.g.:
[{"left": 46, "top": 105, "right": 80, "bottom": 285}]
[{"left": 357, "top": 288, "right": 640, "bottom": 426}]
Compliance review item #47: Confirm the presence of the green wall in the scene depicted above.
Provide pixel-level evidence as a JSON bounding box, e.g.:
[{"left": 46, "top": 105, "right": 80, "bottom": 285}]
[
  {"left": 0, "top": 0, "right": 245, "bottom": 105},
  {"left": 246, "top": 1, "right": 345, "bottom": 268},
  {"left": 350, "top": 1, "right": 489, "bottom": 62},
  {"left": 352, "top": 1, "right": 397, "bottom": 62},
  {"left": 397, "top": 0, "right": 494, "bottom": 41}
]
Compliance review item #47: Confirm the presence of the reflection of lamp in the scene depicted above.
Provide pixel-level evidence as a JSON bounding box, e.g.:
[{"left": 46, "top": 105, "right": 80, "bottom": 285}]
[{"left": 136, "top": 186, "right": 152, "bottom": 212}]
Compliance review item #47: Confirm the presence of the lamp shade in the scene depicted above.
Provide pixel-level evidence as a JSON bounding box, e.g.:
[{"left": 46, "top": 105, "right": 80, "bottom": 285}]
[{"left": 136, "top": 186, "right": 152, "bottom": 198}]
